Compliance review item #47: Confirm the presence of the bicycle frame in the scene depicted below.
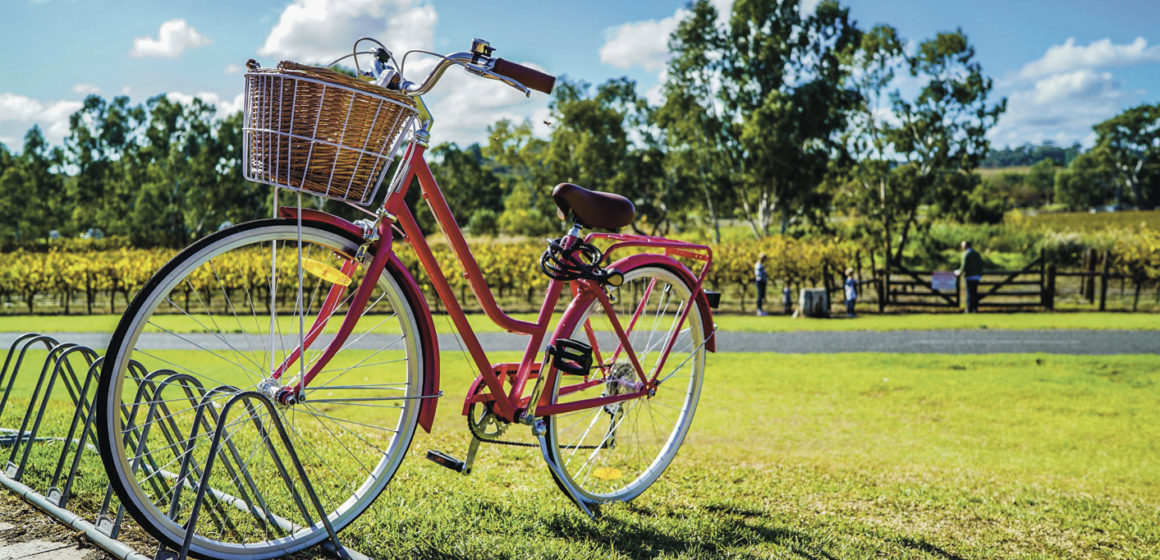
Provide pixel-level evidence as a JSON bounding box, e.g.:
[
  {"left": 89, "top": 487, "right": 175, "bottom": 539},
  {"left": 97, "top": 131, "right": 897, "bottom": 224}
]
[{"left": 272, "top": 139, "right": 716, "bottom": 429}]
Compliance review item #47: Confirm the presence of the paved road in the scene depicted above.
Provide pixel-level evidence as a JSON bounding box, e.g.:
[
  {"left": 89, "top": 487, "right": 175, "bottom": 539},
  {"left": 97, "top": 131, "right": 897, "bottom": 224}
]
[{"left": 2, "top": 329, "right": 1157, "bottom": 355}]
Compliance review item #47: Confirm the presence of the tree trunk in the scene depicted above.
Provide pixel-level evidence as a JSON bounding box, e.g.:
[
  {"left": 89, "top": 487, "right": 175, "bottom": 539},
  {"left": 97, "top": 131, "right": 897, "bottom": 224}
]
[
  {"left": 1132, "top": 274, "right": 1142, "bottom": 311},
  {"left": 892, "top": 208, "right": 918, "bottom": 264}
]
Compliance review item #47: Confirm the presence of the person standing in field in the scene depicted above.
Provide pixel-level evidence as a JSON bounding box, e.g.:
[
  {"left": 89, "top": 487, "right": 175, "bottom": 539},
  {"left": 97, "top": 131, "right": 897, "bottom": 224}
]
[
  {"left": 955, "top": 240, "right": 984, "bottom": 313},
  {"left": 755, "top": 253, "right": 769, "bottom": 316},
  {"left": 844, "top": 267, "right": 858, "bottom": 318}
]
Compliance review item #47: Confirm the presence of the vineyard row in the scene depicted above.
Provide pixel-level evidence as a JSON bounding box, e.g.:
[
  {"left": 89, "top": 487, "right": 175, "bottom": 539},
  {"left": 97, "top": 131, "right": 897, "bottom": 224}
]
[{"left": 1, "top": 231, "right": 1156, "bottom": 315}]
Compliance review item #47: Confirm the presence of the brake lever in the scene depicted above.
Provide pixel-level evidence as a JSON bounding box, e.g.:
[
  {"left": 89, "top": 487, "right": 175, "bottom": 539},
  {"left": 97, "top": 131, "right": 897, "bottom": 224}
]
[{"left": 463, "top": 62, "right": 531, "bottom": 97}]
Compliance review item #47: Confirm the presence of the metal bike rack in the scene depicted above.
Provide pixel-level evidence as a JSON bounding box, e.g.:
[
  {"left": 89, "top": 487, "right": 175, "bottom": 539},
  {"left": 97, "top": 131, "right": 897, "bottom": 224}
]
[{"left": 0, "top": 333, "right": 368, "bottom": 560}]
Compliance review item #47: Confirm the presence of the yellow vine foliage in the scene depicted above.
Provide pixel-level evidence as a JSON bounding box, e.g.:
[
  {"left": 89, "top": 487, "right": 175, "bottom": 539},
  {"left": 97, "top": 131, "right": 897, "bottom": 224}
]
[{"left": 4, "top": 232, "right": 1151, "bottom": 314}]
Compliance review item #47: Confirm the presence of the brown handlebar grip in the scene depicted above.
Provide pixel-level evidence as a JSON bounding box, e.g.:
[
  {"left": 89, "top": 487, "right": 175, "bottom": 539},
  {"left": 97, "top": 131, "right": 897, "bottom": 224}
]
[{"left": 493, "top": 58, "right": 556, "bottom": 94}]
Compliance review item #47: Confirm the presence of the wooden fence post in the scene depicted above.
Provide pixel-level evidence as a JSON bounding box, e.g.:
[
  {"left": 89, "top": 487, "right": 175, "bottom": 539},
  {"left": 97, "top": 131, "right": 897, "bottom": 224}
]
[
  {"left": 1083, "top": 248, "right": 1096, "bottom": 303},
  {"left": 1045, "top": 264, "right": 1056, "bottom": 311},
  {"left": 1099, "top": 250, "right": 1110, "bottom": 311}
]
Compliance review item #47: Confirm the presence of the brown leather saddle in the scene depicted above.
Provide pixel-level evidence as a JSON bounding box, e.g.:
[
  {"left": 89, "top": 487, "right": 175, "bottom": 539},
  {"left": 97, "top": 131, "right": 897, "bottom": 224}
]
[{"left": 551, "top": 183, "right": 635, "bottom": 230}]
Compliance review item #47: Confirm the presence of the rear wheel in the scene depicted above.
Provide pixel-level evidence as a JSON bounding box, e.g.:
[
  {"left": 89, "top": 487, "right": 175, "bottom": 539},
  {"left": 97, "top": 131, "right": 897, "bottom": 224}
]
[
  {"left": 96, "top": 219, "right": 425, "bottom": 559},
  {"left": 545, "top": 263, "right": 705, "bottom": 503}
]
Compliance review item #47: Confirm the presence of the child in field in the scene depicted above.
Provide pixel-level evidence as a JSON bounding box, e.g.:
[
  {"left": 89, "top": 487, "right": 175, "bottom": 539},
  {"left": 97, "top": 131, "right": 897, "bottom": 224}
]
[{"left": 844, "top": 267, "right": 858, "bottom": 318}]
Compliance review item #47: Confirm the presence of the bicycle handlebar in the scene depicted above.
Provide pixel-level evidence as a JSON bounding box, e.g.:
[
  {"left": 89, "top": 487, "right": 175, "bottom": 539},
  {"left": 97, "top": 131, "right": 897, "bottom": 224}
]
[
  {"left": 492, "top": 58, "right": 555, "bottom": 95},
  {"left": 394, "top": 41, "right": 556, "bottom": 98}
]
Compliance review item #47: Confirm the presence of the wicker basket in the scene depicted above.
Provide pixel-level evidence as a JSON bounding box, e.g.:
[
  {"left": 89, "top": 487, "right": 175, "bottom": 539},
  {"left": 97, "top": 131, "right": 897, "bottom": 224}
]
[{"left": 243, "top": 61, "right": 418, "bottom": 205}]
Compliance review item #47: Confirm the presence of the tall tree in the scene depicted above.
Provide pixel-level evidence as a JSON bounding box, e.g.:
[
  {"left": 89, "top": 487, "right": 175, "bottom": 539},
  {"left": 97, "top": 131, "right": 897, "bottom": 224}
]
[
  {"left": 886, "top": 29, "right": 1005, "bottom": 261},
  {"left": 66, "top": 95, "right": 145, "bottom": 238},
  {"left": 841, "top": 23, "right": 905, "bottom": 273},
  {"left": 485, "top": 119, "right": 558, "bottom": 237},
  {"left": 1024, "top": 158, "right": 1057, "bottom": 206},
  {"left": 657, "top": 0, "right": 733, "bottom": 242},
  {"left": 19, "top": 127, "right": 67, "bottom": 245},
  {"left": 665, "top": 0, "right": 860, "bottom": 238},
  {"left": 544, "top": 78, "right": 679, "bottom": 235},
  {"left": 843, "top": 26, "right": 1004, "bottom": 267},
  {"left": 1055, "top": 150, "right": 1115, "bottom": 211},
  {"left": 1093, "top": 103, "right": 1160, "bottom": 210}
]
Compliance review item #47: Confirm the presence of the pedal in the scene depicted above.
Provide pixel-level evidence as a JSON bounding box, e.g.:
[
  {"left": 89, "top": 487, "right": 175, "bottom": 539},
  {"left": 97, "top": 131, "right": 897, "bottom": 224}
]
[
  {"left": 549, "top": 338, "right": 593, "bottom": 376},
  {"left": 425, "top": 450, "right": 466, "bottom": 473}
]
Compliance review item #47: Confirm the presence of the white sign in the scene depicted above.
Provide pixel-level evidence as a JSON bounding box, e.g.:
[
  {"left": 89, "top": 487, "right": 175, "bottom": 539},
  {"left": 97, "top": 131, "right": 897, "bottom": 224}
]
[{"left": 931, "top": 271, "right": 956, "bottom": 292}]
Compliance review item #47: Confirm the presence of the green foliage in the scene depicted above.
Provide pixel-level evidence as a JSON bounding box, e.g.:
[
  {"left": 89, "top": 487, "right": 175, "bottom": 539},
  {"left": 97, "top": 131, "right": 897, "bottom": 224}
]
[
  {"left": 962, "top": 174, "right": 1011, "bottom": 224},
  {"left": 1093, "top": 102, "right": 1160, "bottom": 209},
  {"left": 665, "top": 0, "right": 860, "bottom": 238},
  {"left": 465, "top": 208, "right": 499, "bottom": 236},
  {"left": 486, "top": 120, "right": 557, "bottom": 237},
  {"left": 1054, "top": 151, "right": 1115, "bottom": 211},
  {"left": 1025, "top": 158, "right": 1057, "bottom": 204},
  {"left": 840, "top": 22, "right": 1006, "bottom": 272}
]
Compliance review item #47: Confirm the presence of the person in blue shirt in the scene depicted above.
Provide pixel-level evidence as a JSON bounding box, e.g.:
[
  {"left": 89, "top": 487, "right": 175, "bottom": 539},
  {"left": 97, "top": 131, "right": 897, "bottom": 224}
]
[
  {"left": 954, "top": 240, "right": 984, "bottom": 313},
  {"left": 843, "top": 267, "right": 858, "bottom": 318},
  {"left": 755, "top": 253, "right": 769, "bottom": 316}
]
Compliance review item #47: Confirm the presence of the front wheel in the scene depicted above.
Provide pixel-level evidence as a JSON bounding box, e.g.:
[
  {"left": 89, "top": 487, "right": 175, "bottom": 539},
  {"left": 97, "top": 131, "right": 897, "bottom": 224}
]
[
  {"left": 545, "top": 263, "right": 706, "bottom": 503},
  {"left": 95, "top": 219, "right": 426, "bottom": 559}
]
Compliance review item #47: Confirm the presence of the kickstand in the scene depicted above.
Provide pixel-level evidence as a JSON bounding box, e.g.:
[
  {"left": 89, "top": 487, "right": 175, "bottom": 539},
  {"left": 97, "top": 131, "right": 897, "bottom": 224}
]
[{"left": 535, "top": 422, "right": 596, "bottom": 519}]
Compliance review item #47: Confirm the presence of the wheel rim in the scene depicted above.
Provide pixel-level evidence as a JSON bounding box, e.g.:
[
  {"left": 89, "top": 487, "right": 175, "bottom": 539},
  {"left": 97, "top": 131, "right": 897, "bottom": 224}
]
[
  {"left": 548, "top": 265, "right": 704, "bottom": 503},
  {"left": 100, "top": 223, "right": 421, "bottom": 558}
]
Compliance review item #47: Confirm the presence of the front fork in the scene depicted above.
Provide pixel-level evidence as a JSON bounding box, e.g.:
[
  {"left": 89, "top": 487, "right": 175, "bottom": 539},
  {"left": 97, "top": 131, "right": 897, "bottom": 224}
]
[{"left": 268, "top": 222, "right": 395, "bottom": 404}]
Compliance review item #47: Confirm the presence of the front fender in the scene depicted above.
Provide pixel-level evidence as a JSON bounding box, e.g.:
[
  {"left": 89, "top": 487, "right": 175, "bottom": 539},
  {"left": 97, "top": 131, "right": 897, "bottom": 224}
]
[
  {"left": 387, "top": 253, "right": 440, "bottom": 433},
  {"left": 278, "top": 207, "right": 441, "bottom": 432}
]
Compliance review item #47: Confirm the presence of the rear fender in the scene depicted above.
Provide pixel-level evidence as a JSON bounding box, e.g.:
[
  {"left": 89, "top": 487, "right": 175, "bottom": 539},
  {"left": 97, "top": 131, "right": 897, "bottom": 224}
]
[{"left": 604, "top": 253, "right": 716, "bottom": 353}]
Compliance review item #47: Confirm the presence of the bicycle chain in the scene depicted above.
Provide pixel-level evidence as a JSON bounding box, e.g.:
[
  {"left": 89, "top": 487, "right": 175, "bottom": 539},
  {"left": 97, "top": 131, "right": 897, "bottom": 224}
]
[
  {"left": 467, "top": 404, "right": 539, "bottom": 448},
  {"left": 466, "top": 404, "right": 606, "bottom": 450}
]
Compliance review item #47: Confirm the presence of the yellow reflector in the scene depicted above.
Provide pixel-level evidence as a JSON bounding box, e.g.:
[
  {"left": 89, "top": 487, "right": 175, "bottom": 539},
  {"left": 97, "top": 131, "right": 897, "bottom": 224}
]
[
  {"left": 593, "top": 467, "right": 622, "bottom": 480},
  {"left": 302, "top": 258, "right": 352, "bottom": 286}
]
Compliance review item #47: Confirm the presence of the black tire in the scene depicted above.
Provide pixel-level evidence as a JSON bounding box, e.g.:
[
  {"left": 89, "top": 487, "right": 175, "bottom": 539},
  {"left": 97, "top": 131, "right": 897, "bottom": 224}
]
[
  {"left": 545, "top": 262, "right": 706, "bottom": 504},
  {"left": 96, "top": 219, "right": 427, "bottom": 559}
]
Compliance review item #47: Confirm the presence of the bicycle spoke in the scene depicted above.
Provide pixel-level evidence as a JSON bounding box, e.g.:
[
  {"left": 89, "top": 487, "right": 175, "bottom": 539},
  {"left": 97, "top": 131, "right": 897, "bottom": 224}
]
[{"left": 100, "top": 223, "right": 423, "bottom": 555}]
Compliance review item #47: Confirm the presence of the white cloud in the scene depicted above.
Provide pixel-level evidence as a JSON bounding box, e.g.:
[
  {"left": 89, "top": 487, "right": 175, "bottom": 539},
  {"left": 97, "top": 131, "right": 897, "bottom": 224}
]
[
  {"left": 72, "top": 83, "right": 101, "bottom": 95},
  {"left": 989, "top": 36, "right": 1160, "bottom": 147},
  {"left": 131, "top": 18, "right": 212, "bottom": 59},
  {"left": 800, "top": 0, "right": 822, "bottom": 16},
  {"left": 600, "top": 10, "right": 687, "bottom": 71},
  {"left": 259, "top": 0, "right": 435, "bottom": 65},
  {"left": 424, "top": 62, "right": 552, "bottom": 146},
  {"left": 0, "top": 93, "right": 82, "bottom": 146},
  {"left": 225, "top": 63, "right": 243, "bottom": 75},
  {"left": 988, "top": 71, "right": 1126, "bottom": 148},
  {"left": 1018, "top": 37, "right": 1160, "bottom": 79},
  {"left": 167, "top": 91, "right": 245, "bottom": 117},
  {"left": 1030, "top": 70, "right": 1117, "bottom": 105}
]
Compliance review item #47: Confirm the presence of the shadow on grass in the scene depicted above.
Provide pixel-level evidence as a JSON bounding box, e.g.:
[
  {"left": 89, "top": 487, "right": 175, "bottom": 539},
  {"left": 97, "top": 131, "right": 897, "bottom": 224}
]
[
  {"left": 897, "top": 536, "right": 967, "bottom": 560},
  {"left": 545, "top": 501, "right": 837, "bottom": 560}
]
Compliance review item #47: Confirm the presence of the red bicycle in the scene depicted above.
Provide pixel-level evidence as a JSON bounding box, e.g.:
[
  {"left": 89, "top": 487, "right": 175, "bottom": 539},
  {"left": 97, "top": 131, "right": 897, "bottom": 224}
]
[{"left": 96, "top": 38, "right": 717, "bottom": 558}]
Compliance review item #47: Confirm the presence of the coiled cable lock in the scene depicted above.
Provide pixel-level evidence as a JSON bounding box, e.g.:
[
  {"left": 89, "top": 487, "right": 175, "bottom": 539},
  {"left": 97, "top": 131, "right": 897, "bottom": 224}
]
[{"left": 539, "top": 237, "right": 623, "bottom": 286}]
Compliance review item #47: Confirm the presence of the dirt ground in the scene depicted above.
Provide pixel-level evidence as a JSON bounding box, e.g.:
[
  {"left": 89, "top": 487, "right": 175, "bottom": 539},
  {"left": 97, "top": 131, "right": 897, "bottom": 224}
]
[{"left": 0, "top": 489, "right": 115, "bottom": 560}]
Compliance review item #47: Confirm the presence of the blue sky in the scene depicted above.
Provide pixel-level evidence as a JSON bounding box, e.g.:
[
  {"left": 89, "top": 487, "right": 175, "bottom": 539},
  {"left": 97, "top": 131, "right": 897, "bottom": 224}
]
[{"left": 2, "top": 0, "right": 1159, "bottom": 152}]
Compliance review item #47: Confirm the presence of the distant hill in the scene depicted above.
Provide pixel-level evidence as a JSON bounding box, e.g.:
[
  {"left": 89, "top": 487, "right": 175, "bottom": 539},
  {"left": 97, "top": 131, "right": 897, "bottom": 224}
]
[{"left": 982, "top": 142, "right": 1082, "bottom": 168}]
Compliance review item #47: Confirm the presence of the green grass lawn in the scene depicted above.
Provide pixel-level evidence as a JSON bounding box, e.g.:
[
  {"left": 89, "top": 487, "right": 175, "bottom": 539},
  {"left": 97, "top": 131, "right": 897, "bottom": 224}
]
[
  {"left": 1, "top": 350, "right": 1156, "bottom": 558},
  {"left": 0, "top": 311, "right": 1156, "bottom": 336}
]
